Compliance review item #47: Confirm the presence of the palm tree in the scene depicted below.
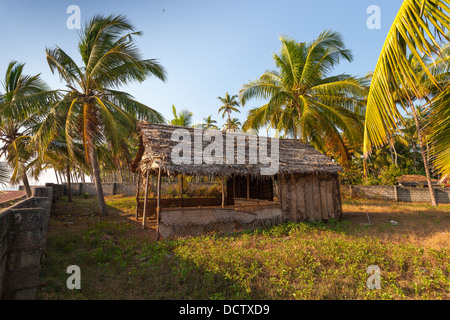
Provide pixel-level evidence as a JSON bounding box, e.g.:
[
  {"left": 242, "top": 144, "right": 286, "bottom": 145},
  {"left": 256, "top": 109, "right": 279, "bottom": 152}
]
[
  {"left": 239, "top": 31, "right": 368, "bottom": 165},
  {"left": 222, "top": 118, "right": 241, "bottom": 132},
  {"left": 202, "top": 115, "right": 219, "bottom": 130},
  {"left": 363, "top": 1, "right": 450, "bottom": 205},
  {"left": 169, "top": 105, "right": 193, "bottom": 127},
  {"left": 0, "top": 61, "right": 50, "bottom": 197},
  {"left": 34, "top": 14, "right": 167, "bottom": 215},
  {"left": 217, "top": 92, "right": 240, "bottom": 130}
]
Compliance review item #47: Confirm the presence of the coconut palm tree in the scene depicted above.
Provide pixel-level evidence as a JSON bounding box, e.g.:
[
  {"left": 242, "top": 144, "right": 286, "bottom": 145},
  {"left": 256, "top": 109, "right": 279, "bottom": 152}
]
[
  {"left": 34, "top": 14, "right": 167, "bottom": 215},
  {"left": 222, "top": 118, "right": 241, "bottom": 132},
  {"left": 169, "top": 105, "right": 193, "bottom": 127},
  {"left": 240, "top": 31, "right": 368, "bottom": 165},
  {"left": 202, "top": 115, "right": 219, "bottom": 130},
  {"left": 363, "top": 0, "right": 450, "bottom": 205},
  {"left": 217, "top": 92, "right": 240, "bottom": 130},
  {"left": 0, "top": 61, "right": 51, "bottom": 197}
]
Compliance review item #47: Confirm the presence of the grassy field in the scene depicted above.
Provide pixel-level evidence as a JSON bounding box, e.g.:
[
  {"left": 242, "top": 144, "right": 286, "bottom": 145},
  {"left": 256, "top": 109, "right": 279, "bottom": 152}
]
[{"left": 38, "top": 194, "right": 450, "bottom": 300}]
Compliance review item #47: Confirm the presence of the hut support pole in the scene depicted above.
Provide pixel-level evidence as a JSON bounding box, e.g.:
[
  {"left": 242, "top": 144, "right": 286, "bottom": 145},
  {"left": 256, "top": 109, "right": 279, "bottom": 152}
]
[
  {"left": 156, "top": 167, "right": 162, "bottom": 241},
  {"left": 141, "top": 170, "right": 150, "bottom": 230},
  {"left": 135, "top": 170, "right": 142, "bottom": 220},
  {"left": 180, "top": 174, "right": 183, "bottom": 207},
  {"left": 221, "top": 175, "right": 225, "bottom": 208},
  {"left": 247, "top": 175, "right": 250, "bottom": 200},
  {"left": 233, "top": 174, "right": 236, "bottom": 203}
]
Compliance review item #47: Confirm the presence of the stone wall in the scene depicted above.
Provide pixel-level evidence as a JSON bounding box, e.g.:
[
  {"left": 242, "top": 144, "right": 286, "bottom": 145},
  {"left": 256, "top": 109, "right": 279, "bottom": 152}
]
[
  {"left": 341, "top": 184, "right": 450, "bottom": 204},
  {"left": 0, "top": 187, "right": 52, "bottom": 300},
  {"left": 59, "top": 182, "right": 136, "bottom": 197}
]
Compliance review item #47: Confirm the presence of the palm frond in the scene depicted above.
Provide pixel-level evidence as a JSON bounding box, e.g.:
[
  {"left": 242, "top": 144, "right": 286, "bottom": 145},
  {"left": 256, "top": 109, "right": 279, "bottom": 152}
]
[
  {"left": 426, "top": 86, "right": 450, "bottom": 177},
  {"left": 363, "top": 0, "right": 450, "bottom": 157},
  {"left": 0, "top": 162, "right": 10, "bottom": 186}
]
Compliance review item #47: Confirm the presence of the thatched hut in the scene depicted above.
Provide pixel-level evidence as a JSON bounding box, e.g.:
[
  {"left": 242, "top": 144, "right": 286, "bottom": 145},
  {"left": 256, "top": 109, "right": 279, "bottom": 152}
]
[{"left": 131, "top": 122, "right": 343, "bottom": 239}]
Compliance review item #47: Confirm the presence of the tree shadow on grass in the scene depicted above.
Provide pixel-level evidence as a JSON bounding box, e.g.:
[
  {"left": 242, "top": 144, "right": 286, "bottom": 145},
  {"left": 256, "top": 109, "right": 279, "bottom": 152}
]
[{"left": 42, "top": 195, "right": 257, "bottom": 299}]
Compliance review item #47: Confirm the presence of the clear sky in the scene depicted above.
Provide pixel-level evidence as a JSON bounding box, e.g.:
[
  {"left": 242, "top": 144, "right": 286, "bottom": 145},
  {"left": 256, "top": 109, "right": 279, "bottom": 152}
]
[{"left": 0, "top": 0, "right": 404, "bottom": 186}]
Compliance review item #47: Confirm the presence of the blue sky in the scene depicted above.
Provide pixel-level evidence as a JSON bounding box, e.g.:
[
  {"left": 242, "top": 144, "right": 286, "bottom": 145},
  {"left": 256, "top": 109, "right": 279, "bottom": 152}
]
[
  {"left": 0, "top": 0, "right": 404, "bottom": 125},
  {"left": 0, "top": 0, "right": 404, "bottom": 186}
]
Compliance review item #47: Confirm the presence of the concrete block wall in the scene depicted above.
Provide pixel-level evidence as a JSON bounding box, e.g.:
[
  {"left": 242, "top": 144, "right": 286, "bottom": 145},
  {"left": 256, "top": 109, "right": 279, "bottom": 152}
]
[
  {"left": 61, "top": 182, "right": 137, "bottom": 197},
  {"left": 342, "top": 184, "right": 450, "bottom": 204},
  {"left": 0, "top": 187, "right": 52, "bottom": 300}
]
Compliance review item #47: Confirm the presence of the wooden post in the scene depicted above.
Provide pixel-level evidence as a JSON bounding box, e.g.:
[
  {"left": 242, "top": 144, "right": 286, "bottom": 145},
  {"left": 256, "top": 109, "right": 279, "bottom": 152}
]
[
  {"left": 156, "top": 167, "right": 162, "bottom": 241},
  {"left": 180, "top": 174, "right": 183, "bottom": 207},
  {"left": 233, "top": 174, "right": 236, "bottom": 200},
  {"left": 135, "top": 170, "right": 142, "bottom": 220},
  {"left": 142, "top": 170, "right": 150, "bottom": 230},
  {"left": 221, "top": 175, "right": 225, "bottom": 208},
  {"left": 246, "top": 175, "right": 250, "bottom": 200}
]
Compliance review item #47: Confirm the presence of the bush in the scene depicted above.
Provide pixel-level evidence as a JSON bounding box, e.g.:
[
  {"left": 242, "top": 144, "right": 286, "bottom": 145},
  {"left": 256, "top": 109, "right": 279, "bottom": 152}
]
[{"left": 379, "top": 165, "right": 403, "bottom": 185}]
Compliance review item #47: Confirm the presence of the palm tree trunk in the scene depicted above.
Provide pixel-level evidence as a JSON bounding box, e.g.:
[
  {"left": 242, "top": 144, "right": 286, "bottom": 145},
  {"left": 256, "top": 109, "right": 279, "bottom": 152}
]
[
  {"left": 411, "top": 139, "right": 417, "bottom": 171},
  {"left": 66, "top": 164, "right": 72, "bottom": 202},
  {"left": 363, "top": 157, "right": 369, "bottom": 183},
  {"left": 392, "top": 142, "right": 398, "bottom": 167},
  {"left": 387, "top": 132, "right": 395, "bottom": 166},
  {"left": 91, "top": 147, "right": 108, "bottom": 215},
  {"left": 410, "top": 103, "right": 437, "bottom": 206},
  {"left": 22, "top": 170, "right": 32, "bottom": 198},
  {"left": 54, "top": 168, "right": 60, "bottom": 184}
]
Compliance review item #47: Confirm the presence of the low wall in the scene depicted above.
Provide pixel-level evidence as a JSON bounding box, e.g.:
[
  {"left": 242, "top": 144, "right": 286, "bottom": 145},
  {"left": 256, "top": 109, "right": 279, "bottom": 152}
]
[
  {"left": 159, "top": 203, "right": 282, "bottom": 238},
  {"left": 21, "top": 182, "right": 137, "bottom": 197},
  {"left": 341, "top": 185, "right": 450, "bottom": 204},
  {"left": 0, "top": 187, "right": 52, "bottom": 300},
  {"left": 66, "top": 182, "right": 136, "bottom": 197}
]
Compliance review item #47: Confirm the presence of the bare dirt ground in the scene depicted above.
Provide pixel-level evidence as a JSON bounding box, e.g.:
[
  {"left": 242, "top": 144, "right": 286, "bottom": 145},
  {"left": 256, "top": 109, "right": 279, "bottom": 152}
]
[{"left": 341, "top": 199, "right": 450, "bottom": 250}]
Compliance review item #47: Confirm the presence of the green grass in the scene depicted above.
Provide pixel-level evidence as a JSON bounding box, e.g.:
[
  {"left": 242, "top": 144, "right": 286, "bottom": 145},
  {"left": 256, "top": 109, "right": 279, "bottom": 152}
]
[
  {"left": 105, "top": 194, "right": 137, "bottom": 211},
  {"left": 38, "top": 196, "right": 450, "bottom": 300}
]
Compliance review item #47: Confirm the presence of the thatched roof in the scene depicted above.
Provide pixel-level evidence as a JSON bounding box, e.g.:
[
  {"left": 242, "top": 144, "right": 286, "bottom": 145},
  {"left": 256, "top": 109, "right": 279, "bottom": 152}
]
[{"left": 131, "top": 122, "right": 342, "bottom": 177}]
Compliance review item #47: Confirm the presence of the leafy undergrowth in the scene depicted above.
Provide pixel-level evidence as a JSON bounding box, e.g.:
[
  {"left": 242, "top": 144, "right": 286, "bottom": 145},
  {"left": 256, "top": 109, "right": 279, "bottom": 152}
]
[{"left": 38, "top": 196, "right": 449, "bottom": 300}]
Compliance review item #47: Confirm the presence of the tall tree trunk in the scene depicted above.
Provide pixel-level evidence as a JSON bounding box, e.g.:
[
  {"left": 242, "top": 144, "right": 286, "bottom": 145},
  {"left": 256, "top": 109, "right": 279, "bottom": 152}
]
[
  {"left": 22, "top": 170, "right": 32, "bottom": 198},
  {"left": 410, "top": 103, "right": 437, "bottom": 206},
  {"left": 54, "top": 168, "right": 60, "bottom": 184},
  {"left": 392, "top": 142, "right": 398, "bottom": 168},
  {"left": 59, "top": 171, "right": 65, "bottom": 183},
  {"left": 66, "top": 164, "right": 72, "bottom": 202},
  {"left": 411, "top": 139, "right": 417, "bottom": 171},
  {"left": 387, "top": 132, "right": 396, "bottom": 167},
  {"left": 91, "top": 147, "right": 108, "bottom": 215},
  {"left": 363, "top": 157, "right": 369, "bottom": 184}
]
